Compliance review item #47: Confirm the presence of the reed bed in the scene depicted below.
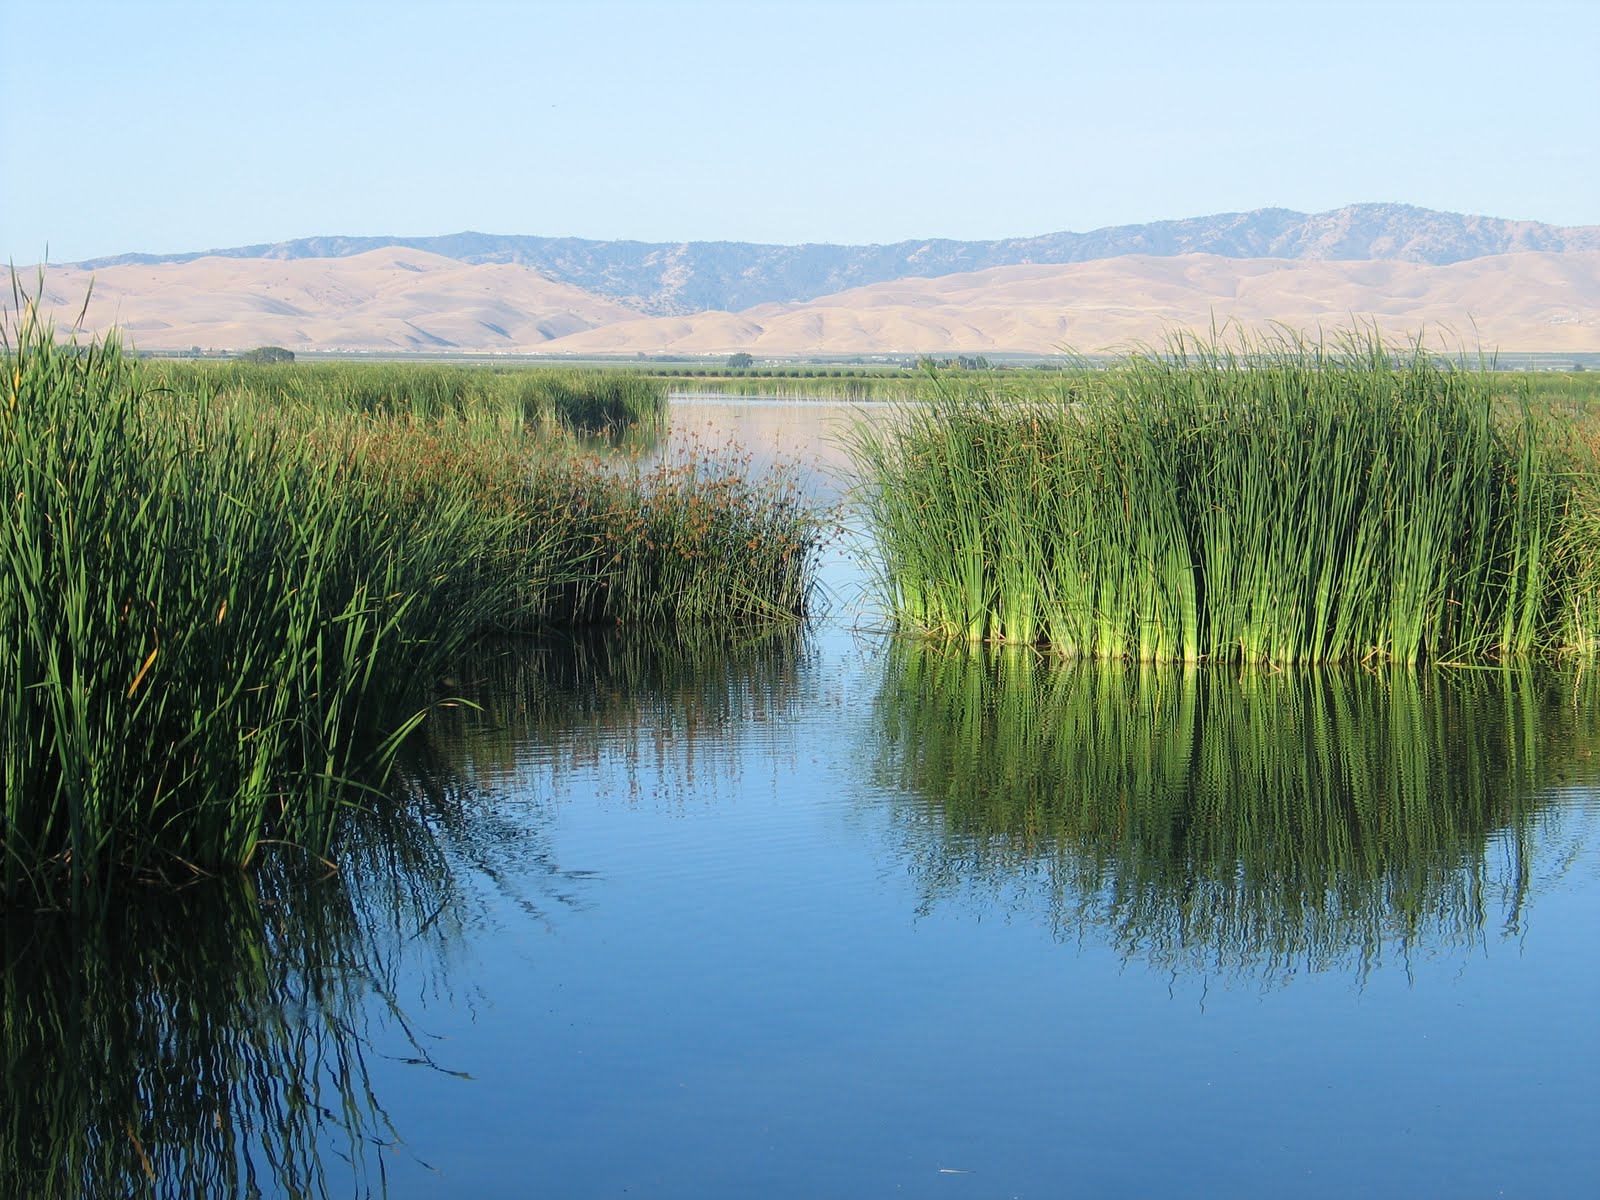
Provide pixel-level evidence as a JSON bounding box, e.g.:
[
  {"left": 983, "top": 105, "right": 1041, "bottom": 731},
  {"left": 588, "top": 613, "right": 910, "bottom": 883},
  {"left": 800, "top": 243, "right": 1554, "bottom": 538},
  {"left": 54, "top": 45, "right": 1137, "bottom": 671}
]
[
  {"left": 663, "top": 374, "right": 920, "bottom": 402},
  {"left": 1, "top": 293, "right": 824, "bottom": 910},
  {"left": 145, "top": 358, "right": 668, "bottom": 438},
  {"left": 522, "top": 447, "right": 822, "bottom": 627},
  {"left": 848, "top": 332, "right": 1600, "bottom": 663},
  {"left": 874, "top": 644, "right": 1594, "bottom": 979}
]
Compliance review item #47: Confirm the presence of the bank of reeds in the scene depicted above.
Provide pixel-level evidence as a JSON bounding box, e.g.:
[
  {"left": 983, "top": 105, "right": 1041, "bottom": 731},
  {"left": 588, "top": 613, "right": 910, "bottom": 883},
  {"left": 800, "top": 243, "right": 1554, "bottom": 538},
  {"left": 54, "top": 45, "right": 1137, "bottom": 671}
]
[
  {"left": 146, "top": 358, "right": 668, "bottom": 439},
  {"left": 523, "top": 448, "right": 820, "bottom": 626},
  {"left": 1, "top": 295, "right": 822, "bottom": 909},
  {"left": 664, "top": 374, "right": 919, "bottom": 402},
  {"left": 849, "top": 332, "right": 1600, "bottom": 663}
]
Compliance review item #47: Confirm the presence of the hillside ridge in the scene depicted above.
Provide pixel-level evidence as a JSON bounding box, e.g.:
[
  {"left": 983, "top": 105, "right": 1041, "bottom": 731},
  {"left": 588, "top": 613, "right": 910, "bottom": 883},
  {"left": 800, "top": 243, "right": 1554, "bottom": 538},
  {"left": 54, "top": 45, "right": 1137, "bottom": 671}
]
[{"left": 73, "top": 203, "right": 1600, "bottom": 317}]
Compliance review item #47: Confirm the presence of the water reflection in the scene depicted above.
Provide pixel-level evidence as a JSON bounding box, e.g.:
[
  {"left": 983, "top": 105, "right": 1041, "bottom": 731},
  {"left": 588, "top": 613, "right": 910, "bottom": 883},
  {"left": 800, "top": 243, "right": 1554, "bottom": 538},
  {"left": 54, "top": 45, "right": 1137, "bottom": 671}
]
[
  {"left": 424, "top": 626, "right": 813, "bottom": 790},
  {"left": 665, "top": 396, "right": 870, "bottom": 504},
  {"left": 873, "top": 645, "right": 1599, "bottom": 981},
  {"left": 1, "top": 625, "right": 815, "bottom": 1198},
  {"left": 1, "top": 779, "right": 500, "bottom": 1198}
]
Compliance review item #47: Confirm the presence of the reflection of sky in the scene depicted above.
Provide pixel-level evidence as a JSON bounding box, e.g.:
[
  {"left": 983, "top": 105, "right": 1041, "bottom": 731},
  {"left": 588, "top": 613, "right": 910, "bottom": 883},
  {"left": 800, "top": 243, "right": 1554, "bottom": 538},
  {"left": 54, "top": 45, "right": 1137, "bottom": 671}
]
[{"left": 663, "top": 395, "right": 883, "bottom": 506}]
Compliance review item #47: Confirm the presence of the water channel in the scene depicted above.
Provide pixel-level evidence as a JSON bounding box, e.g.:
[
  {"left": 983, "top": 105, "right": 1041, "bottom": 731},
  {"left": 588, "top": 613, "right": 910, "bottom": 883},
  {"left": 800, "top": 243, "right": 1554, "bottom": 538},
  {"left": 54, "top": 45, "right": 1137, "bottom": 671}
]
[{"left": 5, "top": 396, "right": 1598, "bottom": 1198}]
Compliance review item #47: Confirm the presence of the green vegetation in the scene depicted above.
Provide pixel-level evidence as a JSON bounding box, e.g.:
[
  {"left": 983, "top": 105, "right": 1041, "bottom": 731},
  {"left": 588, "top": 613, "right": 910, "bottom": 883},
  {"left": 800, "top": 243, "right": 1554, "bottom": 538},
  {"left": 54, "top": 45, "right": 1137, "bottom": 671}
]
[
  {"left": 669, "top": 374, "right": 915, "bottom": 401},
  {"left": 235, "top": 345, "right": 294, "bottom": 364},
  {"left": 1, "top": 290, "right": 824, "bottom": 911},
  {"left": 146, "top": 357, "right": 668, "bottom": 438},
  {"left": 849, "top": 332, "right": 1600, "bottom": 663},
  {"left": 875, "top": 644, "right": 1597, "bottom": 979},
  {"left": 628, "top": 364, "right": 921, "bottom": 401}
]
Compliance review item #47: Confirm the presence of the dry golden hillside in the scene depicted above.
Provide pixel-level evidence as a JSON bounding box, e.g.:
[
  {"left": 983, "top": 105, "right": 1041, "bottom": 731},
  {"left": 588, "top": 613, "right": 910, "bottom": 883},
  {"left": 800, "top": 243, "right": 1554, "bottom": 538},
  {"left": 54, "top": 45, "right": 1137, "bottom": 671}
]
[{"left": 18, "top": 247, "right": 1599, "bottom": 355}]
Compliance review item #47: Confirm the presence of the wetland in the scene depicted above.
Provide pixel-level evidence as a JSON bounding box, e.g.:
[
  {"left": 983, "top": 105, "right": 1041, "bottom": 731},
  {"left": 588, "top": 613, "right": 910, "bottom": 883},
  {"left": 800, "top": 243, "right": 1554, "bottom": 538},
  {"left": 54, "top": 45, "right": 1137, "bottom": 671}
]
[{"left": 4, "top": 345, "right": 1600, "bottom": 1197}]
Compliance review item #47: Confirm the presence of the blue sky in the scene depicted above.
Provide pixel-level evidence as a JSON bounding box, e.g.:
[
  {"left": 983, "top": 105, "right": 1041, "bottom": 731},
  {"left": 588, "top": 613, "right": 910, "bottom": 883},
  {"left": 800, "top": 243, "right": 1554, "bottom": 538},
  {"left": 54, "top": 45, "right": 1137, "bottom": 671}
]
[{"left": 3, "top": 0, "right": 1596, "bottom": 264}]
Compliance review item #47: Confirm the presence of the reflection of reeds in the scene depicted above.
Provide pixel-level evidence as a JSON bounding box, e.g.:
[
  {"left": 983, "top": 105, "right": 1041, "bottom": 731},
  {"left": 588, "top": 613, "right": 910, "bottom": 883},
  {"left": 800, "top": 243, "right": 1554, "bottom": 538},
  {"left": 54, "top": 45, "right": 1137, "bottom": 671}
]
[
  {"left": 874, "top": 643, "right": 1597, "bottom": 978},
  {"left": 422, "top": 626, "right": 812, "bottom": 785},
  {"left": 0, "top": 805, "right": 463, "bottom": 1200}
]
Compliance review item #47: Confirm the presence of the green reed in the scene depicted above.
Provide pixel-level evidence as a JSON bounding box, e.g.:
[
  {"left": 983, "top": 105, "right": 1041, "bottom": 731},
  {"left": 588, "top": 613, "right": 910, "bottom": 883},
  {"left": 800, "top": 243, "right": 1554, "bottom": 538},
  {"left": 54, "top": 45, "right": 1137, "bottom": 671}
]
[
  {"left": 848, "top": 332, "right": 1600, "bottom": 663},
  {"left": 1, "top": 289, "right": 824, "bottom": 909},
  {"left": 661, "top": 373, "right": 920, "bottom": 402},
  {"left": 874, "top": 644, "right": 1595, "bottom": 980},
  {"left": 145, "top": 358, "right": 668, "bottom": 438},
  {"left": 522, "top": 448, "right": 824, "bottom": 627}
]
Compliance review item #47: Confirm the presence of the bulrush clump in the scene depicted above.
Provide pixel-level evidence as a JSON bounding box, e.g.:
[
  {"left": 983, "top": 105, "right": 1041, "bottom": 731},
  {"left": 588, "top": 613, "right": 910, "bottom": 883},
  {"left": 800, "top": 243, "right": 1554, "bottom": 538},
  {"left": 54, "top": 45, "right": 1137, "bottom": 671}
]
[{"left": 848, "top": 329, "right": 1600, "bottom": 664}]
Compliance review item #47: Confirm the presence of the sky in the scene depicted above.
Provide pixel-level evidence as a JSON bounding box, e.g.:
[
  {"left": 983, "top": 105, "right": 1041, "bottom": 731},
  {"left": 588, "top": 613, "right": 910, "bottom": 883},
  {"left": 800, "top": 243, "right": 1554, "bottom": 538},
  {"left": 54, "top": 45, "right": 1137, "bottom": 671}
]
[{"left": 3, "top": 0, "right": 1597, "bottom": 264}]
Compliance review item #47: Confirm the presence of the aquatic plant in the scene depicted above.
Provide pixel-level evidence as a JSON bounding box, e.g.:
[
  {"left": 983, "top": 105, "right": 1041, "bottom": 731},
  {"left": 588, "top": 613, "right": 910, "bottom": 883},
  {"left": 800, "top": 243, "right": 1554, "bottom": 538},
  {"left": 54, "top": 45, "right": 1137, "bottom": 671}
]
[
  {"left": 145, "top": 358, "right": 668, "bottom": 439},
  {"left": 848, "top": 331, "right": 1600, "bottom": 663},
  {"left": 0, "top": 286, "right": 825, "bottom": 909},
  {"left": 521, "top": 446, "right": 824, "bottom": 626}
]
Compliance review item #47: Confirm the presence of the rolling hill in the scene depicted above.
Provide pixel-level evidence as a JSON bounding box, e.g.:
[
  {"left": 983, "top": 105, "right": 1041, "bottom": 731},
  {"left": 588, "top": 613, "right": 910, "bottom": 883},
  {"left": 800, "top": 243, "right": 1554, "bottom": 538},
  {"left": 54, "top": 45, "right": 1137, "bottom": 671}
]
[
  {"left": 17, "top": 205, "right": 1600, "bottom": 355},
  {"left": 69, "top": 203, "right": 1600, "bottom": 316}
]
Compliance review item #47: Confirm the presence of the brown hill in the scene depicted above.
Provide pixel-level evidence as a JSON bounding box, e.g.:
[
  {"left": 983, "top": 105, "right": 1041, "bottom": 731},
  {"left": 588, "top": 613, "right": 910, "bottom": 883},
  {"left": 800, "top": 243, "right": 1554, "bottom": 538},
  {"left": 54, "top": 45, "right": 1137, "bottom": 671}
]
[
  {"left": 16, "top": 247, "right": 1598, "bottom": 356},
  {"left": 69, "top": 203, "right": 1600, "bottom": 317},
  {"left": 24, "top": 247, "right": 640, "bottom": 352},
  {"left": 539, "top": 251, "right": 1600, "bottom": 356}
]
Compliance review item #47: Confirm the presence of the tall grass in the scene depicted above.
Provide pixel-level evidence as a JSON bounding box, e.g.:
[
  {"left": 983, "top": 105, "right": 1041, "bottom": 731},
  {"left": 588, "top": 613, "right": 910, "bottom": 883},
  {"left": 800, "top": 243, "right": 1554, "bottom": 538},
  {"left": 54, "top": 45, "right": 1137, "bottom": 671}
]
[
  {"left": 522, "top": 447, "right": 823, "bottom": 626},
  {"left": 1, "top": 288, "right": 824, "bottom": 909},
  {"left": 145, "top": 358, "right": 668, "bottom": 439},
  {"left": 848, "top": 331, "right": 1600, "bottom": 663},
  {"left": 874, "top": 644, "right": 1596, "bottom": 979},
  {"left": 663, "top": 374, "right": 920, "bottom": 402}
]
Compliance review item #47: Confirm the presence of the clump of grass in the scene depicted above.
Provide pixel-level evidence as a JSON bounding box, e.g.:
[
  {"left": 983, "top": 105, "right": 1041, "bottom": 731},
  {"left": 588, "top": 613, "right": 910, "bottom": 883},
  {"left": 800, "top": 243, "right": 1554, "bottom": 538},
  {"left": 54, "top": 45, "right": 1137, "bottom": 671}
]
[
  {"left": 848, "top": 330, "right": 1600, "bottom": 663},
  {"left": 523, "top": 445, "right": 824, "bottom": 626},
  {"left": 1, "top": 285, "right": 824, "bottom": 909}
]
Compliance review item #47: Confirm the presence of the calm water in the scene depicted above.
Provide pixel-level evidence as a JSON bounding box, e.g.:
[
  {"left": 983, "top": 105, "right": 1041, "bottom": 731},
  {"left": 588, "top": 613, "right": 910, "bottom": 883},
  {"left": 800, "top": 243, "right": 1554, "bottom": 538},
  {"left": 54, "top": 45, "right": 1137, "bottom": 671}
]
[{"left": 6, "top": 398, "right": 1599, "bottom": 1199}]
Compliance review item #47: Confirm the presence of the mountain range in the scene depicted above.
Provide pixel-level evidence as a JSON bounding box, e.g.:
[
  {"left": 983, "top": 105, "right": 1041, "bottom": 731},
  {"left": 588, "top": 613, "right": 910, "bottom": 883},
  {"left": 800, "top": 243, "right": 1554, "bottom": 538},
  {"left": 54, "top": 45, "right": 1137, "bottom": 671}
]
[{"left": 24, "top": 203, "right": 1600, "bottom": 355}]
